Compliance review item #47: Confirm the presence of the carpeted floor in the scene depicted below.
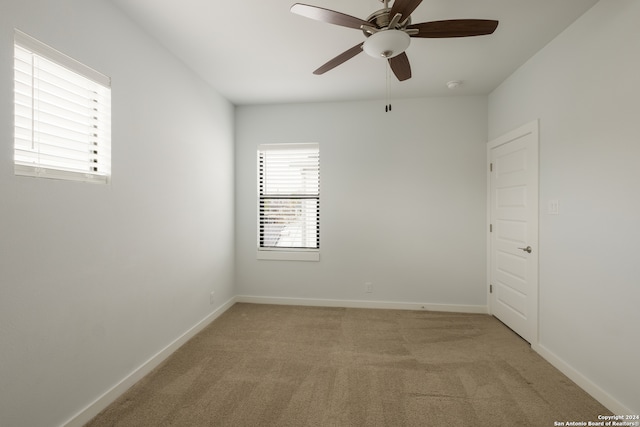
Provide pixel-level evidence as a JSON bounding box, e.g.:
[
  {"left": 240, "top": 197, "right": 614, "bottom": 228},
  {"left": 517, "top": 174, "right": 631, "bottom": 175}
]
[{"left": 86, "top": 303, "right": 610, "bottom": 426}]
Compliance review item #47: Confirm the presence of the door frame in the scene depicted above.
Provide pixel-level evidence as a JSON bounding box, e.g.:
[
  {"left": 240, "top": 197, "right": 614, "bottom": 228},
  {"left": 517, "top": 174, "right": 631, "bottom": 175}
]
[{"left": 486, "top": 119, "right": 540, "bottom": 344}]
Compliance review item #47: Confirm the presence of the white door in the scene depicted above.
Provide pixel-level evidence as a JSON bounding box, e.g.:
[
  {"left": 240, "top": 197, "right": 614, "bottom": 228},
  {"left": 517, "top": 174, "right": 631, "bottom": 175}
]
[{"left": 488, "top": 121, "right": 539, "bottom": 343}]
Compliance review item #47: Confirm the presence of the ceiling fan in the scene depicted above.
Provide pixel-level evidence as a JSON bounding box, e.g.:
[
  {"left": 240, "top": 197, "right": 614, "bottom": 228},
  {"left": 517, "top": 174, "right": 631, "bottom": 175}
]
[{"left": 291, "top": 0, "right": 499, "bottom": 81}]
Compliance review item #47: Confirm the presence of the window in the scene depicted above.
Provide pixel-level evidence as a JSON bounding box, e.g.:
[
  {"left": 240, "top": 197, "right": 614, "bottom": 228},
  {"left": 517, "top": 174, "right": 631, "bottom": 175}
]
[
  {"left": 258, "top": 143, "right": 320, "bottom": 261},
  {"left": 13, "top": 30, "right": 112, "bottom": 184}
]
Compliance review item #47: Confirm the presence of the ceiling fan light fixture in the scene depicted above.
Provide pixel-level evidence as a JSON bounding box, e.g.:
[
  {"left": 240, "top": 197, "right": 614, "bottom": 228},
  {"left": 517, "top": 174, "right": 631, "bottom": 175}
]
[{"left": 363, "top": 29, "right": 410, "bottom": 59}]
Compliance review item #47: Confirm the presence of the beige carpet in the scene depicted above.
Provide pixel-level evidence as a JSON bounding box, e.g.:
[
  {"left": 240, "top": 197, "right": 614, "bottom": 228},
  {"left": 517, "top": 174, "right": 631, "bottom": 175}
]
[{"left": 86, "top": 303, "right": 609, "bottom": 426}]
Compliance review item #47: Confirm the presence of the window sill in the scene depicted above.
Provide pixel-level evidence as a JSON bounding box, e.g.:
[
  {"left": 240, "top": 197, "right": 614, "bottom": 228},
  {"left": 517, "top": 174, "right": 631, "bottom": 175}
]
[
  {"left": 15, "top": 164, "right": 110, "bottom": 184},
  {"left": 257, "top": 250, "right": 320, "bottom": 262}
]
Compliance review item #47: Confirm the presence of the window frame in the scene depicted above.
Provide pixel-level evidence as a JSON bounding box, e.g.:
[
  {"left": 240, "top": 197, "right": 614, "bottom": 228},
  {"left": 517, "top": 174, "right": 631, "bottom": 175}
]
[
  {"left": 13, "top": 29, "right": 112, "bottom": 184},
  {"left": 257, "top": 143, "right": 320, "bottom": 262}
]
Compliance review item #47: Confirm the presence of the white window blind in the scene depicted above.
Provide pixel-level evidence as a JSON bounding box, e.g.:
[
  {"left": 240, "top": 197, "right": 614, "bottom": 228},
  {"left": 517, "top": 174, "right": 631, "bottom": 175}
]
[
  {"left": 258, "top": 143, "right": 320, "bottom": 250},
  {"left": 13, "top": 30, "right": 112, "bottom": 184}
]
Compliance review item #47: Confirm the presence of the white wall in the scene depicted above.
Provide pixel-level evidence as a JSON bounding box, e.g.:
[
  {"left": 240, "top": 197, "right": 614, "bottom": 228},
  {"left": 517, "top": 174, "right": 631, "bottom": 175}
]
[
  {"left": 0, "top": 1, "right": 235, "bottom": 426},
  {"left": 235, "top": 97, "right": 488, "bottom": 310},
  {"left": 489, "top": 0, "right": 639, "bottom": 414}
]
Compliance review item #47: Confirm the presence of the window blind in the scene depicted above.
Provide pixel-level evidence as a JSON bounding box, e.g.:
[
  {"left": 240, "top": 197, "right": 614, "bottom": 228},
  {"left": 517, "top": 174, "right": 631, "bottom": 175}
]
[
  {"left": 258, "top": 143, "right": 320, "bottom": 250},
  {"left": 14, "top": 30, "right": 112, "bottom": 184}
]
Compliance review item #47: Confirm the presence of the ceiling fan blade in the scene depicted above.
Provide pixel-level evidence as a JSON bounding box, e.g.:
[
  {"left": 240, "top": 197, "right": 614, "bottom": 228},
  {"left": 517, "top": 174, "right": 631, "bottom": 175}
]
[
  {"left": 407, "top": 19, "right": 499, "bottom": 38},
  {"left": 291, "top": 3, "right": 370, "bottom": 30},
  {"left": 313, "top": 42, "right": 364, "bottom": 75},
  {"left": 389, "top": 0, "right": 424, "bottom": 22},
  {"left": 389, "top": 52, "right": 411, "bottom": 81}
]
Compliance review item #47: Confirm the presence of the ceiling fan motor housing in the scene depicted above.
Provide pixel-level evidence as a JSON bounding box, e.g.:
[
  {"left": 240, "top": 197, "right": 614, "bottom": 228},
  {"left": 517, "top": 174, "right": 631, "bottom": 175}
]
[{"left": 363, "top": 8, "right": 412, "bottom": 36}]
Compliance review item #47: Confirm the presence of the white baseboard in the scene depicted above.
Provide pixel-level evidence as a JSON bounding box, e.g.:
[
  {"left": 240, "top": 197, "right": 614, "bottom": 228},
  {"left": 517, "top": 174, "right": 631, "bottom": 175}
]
[
  {"left": 235, "top": 295, "right": 488, "bottom": 314},
  {"left": 532, "top": 342, "right": 633, "bottom": 415},
  {"left": 62, "top": 296, "right": 237, "bottom": 427}
]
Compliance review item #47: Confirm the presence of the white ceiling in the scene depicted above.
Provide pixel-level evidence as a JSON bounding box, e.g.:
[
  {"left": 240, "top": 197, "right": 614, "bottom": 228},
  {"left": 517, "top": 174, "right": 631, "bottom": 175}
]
[{"left": 108, "top": 0, "right": 599, "bottom": 105}]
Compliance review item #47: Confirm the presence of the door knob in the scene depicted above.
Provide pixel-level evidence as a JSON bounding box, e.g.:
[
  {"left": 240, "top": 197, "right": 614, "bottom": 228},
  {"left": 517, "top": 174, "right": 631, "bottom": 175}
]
[{"left": 518, "top": 246, "right": 532, "bottom": 253}]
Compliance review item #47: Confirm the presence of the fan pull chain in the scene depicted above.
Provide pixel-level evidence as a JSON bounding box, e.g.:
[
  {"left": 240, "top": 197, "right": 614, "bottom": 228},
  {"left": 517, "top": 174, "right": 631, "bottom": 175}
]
[{"left": 385, "top": 61, "right": 392, "bottom": 112}]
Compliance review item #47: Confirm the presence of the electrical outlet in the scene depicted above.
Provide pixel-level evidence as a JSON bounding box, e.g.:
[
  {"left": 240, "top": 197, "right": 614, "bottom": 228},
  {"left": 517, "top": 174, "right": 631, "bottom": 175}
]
[
  {"left": 209, "top": 291, "right": 215, "bottom": 305},
  {"left": 365, "top": 282, "right": 373, "bottom": 293},
  {"left": 548, "top": 199, "right": 559, "bottom": 215}
]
